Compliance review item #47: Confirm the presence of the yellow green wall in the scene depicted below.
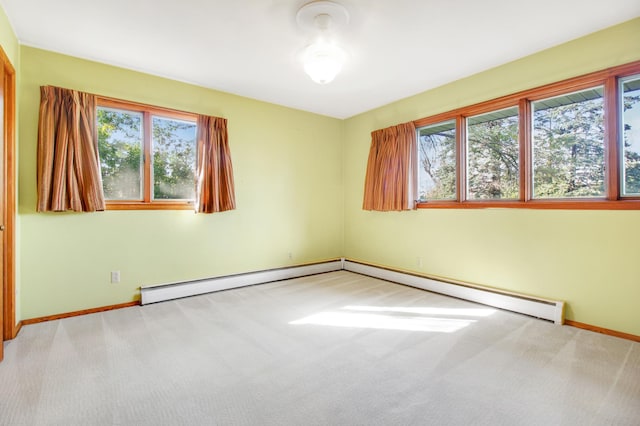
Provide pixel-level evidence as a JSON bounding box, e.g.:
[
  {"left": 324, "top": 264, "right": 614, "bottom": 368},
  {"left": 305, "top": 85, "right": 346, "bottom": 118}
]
[
  {"left": 0, "top": 5, "right": 18, "bottom": 65},
  {"left": 18, "top": 46, "right": 344, "bottom": 318},
  {"left": 343, "top": 18, "right": 640, "bottom": 336}
]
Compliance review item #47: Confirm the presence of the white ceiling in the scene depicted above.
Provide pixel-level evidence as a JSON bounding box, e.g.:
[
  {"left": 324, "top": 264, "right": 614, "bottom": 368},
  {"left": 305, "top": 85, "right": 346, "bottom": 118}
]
[{"left": 2, "top": 0, "right": 639, "bottom": 119}]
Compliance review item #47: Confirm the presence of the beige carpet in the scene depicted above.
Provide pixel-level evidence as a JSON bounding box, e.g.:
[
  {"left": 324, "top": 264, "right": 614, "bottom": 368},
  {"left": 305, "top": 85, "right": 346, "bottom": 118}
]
[{"left": 1, "top": 271, "right": 638, "bottom": 425}]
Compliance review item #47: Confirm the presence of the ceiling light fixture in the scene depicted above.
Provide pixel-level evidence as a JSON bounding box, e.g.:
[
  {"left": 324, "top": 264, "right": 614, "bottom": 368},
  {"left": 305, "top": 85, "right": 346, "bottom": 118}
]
[{"left": 296, "top": 1, "right": 350, "bottom": 85}]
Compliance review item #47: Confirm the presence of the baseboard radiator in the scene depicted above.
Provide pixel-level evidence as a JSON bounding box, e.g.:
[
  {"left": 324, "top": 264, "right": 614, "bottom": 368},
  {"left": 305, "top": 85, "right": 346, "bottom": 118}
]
[
  {"left": 140, "top": 260, "right": 343, "bottom": 305},
  {"left": 140, "top": 258, "right": 564, "bottom": 324},
  {"left": 343, "top": 260, "right": 564, "bottom": 324}
]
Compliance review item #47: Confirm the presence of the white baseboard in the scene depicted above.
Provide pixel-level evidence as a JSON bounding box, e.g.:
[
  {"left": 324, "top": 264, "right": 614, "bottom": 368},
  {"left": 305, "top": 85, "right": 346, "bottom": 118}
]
[
  {"left": 140, "top": 258, "right": 565, "bottom": 324},
  {"left": 343, "top": 260, "right": 564, "bottom": 324},
  {"left": 140, "top": 260, "right": 343, "bottom": 305}
]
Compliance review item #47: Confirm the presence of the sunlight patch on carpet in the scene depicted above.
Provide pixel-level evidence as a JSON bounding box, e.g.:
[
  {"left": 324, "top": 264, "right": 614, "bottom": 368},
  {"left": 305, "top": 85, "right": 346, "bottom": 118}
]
[{"left": 289, "top": 308, "right": 482, "bottom": 332}]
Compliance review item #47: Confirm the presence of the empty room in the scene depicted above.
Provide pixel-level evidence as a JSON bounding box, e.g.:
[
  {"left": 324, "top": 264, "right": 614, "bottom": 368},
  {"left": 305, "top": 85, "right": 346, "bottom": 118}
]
[{"left": 0, "top": 0, "right": 639, "bottom": 424}]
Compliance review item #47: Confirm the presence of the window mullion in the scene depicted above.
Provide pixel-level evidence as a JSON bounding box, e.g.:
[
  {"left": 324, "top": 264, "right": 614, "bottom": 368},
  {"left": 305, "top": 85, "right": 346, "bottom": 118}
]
[
  {"left": 519, "top": 98, "right": 532, "bottom": 201},
  {"left": 456, "top": 116, "right": 466, "bottom": 202},
  {"left": 143, "top": 111, "right": 152, "bottom": 203},
  {"left": 605, "top": 76, "right": 619, "bottom": 200}
]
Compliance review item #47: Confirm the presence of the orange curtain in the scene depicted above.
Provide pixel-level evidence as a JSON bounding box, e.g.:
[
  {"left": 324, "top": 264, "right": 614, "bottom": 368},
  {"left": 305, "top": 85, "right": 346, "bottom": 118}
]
[
  {"left": 362, "top": 121, "right": 417, "bottom": 211},
  {"left": 37, "top": 86, "right": 105, "bottom": 212},
  {"left": 195, "top": 115, "right": 236, "bottom": 213}
]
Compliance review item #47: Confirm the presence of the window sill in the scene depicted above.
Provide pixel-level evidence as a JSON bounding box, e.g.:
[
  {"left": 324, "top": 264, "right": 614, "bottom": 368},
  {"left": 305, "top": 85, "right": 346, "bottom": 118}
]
[
  {"left": 416, "top": 199, "right": 640, "bottom": 210},
  {"left": 105, "top": 201, "right": 195, "bottom": 211}
]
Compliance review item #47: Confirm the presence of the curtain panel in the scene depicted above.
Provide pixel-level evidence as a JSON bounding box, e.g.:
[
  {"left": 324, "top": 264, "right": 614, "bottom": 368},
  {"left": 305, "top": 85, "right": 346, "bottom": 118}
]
[
  {"left": 37, "top": 86, "right": 105, "bottom": 212},
  {"left": 195, "top": 115, "right": 236, "bottom": 213},
  {"left": 362, "top": 121, "right": 417, "bottom": 211}
]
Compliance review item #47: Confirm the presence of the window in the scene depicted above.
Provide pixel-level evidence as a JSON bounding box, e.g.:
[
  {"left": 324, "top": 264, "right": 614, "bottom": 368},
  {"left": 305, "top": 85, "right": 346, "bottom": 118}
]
[
  {"left": 417, "top": 120, "right": 456, "bottom": 200},
  {"left": 467, "top": 107, "right": 519, "bottom": 200},
  {"left": 413, "top": 60, "right": 640, "bottom": 209},
  {"left": 151, "top": 116, "right": 197, "bottom": 200},
  {"left": 621, "top": 74, "right": 640, "bottom": 197},
  {"left": 97, "top": 98, "right": 197, "bottom": 209},
  {"left": 98, "top": 108, "right": 143, "bottom": 200},
  {"left": 532, "top": 87, "right": 605, "bottom": 198}
]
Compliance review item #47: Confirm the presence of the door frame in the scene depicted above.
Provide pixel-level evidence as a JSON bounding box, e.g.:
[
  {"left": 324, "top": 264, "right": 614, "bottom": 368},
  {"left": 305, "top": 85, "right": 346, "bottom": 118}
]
[{"left": 1, "top": 44, "right": 17, "bottom": 344}]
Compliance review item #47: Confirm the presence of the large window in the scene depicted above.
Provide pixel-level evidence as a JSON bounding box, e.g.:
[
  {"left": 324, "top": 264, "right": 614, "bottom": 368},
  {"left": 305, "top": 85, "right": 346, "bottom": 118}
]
[
  {"left": 621, "top": 74, "right": 640, "bottom": 197},
  {"left": 97, "top": 99, "right": 197, "bottom": 209},
  {"left": 414, "top": 60, "right": 640, "bottom": 209},
  {"left": 532, "top": 87, "right": 605, "bottom": 198},
  {"left": 417, "top": 120, "right": 456, "bottom": 200},
  {"left": 467, "top": 107, "right": 519, "bottom": 200}
]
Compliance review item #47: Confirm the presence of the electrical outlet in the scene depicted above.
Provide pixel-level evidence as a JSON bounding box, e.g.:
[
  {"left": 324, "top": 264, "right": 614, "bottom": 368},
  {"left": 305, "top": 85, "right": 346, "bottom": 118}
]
[
  {"left": 111, "top": 271, "right": 121, "bottom": 284},
  {"left": 288, "top": 252, "right": 293, "bottom": 260},
  {"left": 416, "top": 257, "right": 423, "bottom": 268}
]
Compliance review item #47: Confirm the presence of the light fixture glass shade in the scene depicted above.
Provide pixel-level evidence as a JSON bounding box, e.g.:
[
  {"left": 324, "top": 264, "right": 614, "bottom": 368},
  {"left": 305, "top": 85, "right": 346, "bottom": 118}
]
[{"left": 302, "top": 41, "right": 346, "bottom": 84}]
